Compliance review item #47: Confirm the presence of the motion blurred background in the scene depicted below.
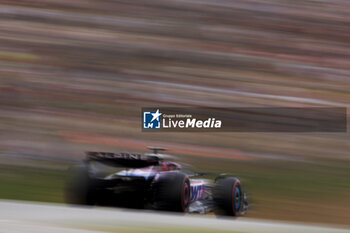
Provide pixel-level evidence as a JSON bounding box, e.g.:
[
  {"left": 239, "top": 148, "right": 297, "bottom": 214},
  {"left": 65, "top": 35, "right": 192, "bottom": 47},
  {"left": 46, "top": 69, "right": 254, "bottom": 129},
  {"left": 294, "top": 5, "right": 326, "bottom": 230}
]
[{"left": 0, "top": 0, "right": 350, "bottom": 226}]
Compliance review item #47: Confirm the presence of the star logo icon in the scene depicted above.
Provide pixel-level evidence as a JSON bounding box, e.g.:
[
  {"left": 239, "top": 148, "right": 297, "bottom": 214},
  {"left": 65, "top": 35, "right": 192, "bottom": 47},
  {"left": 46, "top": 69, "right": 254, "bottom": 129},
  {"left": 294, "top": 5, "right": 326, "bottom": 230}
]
[
  {"left": 151, "top": 109, "right": 162, "bottom": 122},
  {"left": 143, "top": 109, "right": 162, "bottom": 129}
]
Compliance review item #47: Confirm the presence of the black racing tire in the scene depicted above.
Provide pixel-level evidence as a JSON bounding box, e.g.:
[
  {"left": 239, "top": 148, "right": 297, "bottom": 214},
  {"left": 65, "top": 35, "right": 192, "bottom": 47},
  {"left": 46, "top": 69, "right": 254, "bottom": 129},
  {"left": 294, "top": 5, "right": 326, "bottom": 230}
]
[
  {"left": 214, "top": 177, "right": 243, "bottom": 216},
  {"left": 153, "top": 171, "right": 190, "bottom": 212},
  {"left": 65, "top": 163, "right": 98, "bottom": 206}
]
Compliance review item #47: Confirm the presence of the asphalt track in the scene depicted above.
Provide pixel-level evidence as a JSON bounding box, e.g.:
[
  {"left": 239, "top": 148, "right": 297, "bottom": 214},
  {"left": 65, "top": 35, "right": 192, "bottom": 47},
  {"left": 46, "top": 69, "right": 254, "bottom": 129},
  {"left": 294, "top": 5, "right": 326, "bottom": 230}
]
[{"left": 0, "top": 200, "right": 349, "bottom": 233}]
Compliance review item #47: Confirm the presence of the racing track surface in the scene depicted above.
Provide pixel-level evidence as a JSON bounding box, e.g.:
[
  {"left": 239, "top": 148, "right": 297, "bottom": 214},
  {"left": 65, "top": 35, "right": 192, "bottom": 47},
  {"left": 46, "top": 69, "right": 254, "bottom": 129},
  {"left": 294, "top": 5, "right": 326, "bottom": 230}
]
[{"left": 0, "top": 200, "right": 349, "bottom": 233}]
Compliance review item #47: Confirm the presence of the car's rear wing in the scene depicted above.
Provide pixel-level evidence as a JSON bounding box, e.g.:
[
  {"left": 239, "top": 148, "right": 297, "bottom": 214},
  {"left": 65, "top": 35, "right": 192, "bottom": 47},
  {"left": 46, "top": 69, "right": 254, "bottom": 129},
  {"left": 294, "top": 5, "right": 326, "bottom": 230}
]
[{"left": 86, "top": 151, "right": 161, "bottom": 168}]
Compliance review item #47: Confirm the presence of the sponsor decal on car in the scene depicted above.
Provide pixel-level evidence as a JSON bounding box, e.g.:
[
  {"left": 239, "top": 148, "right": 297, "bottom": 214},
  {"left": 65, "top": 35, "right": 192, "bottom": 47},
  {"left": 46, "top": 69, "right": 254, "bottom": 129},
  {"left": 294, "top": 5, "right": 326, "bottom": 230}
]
[{"left": 190, "top": 182, "right": 205, "bottom": 201}]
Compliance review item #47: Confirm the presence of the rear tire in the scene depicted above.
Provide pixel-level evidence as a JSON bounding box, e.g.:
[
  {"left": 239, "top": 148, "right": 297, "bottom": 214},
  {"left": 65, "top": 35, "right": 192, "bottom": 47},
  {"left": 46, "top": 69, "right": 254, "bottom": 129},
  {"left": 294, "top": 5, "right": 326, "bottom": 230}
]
[
  {"left": 214, "top": 177, "right": 243, "bottom": 216},
  {"left": 153, "top": 171, "right": 190, "bottom": 212},
  {"left": 65, "top": 163, "right": 97, "bottom": 206}
]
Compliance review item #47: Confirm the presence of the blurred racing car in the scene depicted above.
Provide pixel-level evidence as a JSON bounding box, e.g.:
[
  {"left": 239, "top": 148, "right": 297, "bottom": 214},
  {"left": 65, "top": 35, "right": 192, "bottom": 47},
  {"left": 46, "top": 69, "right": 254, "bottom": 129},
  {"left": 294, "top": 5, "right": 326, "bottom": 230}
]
[{"left": 66, "top": 147, "right": 248, "bottom": 216}]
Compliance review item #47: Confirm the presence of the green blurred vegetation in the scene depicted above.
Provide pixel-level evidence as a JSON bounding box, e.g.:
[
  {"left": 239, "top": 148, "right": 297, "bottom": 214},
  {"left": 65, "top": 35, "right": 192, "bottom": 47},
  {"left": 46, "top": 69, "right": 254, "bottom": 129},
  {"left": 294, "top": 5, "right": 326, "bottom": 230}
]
[
  {"left": 1, "top": 156, "right": 350, "bottom": 224},
  {"left": 0, "top": 164, "right": 66, "bottom": 203}
]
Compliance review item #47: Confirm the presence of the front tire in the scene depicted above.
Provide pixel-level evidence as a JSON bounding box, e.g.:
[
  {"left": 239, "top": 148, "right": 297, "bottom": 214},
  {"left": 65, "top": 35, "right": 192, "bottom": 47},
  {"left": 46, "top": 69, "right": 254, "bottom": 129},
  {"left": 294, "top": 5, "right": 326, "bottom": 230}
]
[{"left": 214, "top": 177, "right": 243, "bottom": 216}]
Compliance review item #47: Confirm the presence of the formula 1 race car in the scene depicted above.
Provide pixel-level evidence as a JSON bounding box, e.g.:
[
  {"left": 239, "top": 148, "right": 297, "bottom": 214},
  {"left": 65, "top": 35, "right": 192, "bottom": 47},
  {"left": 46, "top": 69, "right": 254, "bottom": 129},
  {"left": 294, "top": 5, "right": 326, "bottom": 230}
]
[{"left": 65, "top": 147, "right": 248, "bottom": 216}]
